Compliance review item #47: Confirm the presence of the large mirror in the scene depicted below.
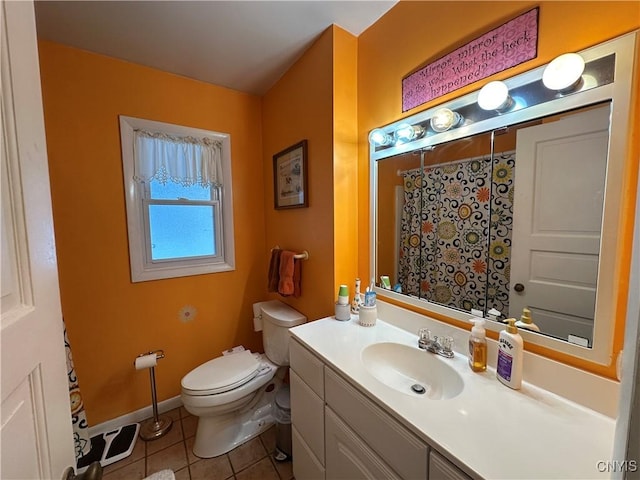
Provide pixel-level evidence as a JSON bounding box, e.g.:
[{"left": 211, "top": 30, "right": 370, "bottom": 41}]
[
  {"left": 370, "top": 33, "right": 636, "bottom": 365},
  {"left": 377, "top": 103, "right": 609, "bottom": 345}
]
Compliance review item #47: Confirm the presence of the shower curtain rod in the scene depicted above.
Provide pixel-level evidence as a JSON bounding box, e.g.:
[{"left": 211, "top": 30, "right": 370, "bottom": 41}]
[{"left": 395, "top": 149, "right": 515, "bottom": 176}]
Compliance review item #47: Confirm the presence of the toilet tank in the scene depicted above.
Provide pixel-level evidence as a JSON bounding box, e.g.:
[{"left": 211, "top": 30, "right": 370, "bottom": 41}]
[{"left": 260, "top": 300, "right": 306, "bottom": 366}]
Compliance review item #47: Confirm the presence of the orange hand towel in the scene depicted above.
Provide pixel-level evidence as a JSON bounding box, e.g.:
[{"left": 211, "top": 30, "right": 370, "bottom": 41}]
[
  {"left": 293, "top": 256, "right": 302, "bottom": 297},
  {"left": 278, "top": 251, "right": 296, "bottom": 296},
  {"left": 268, "top": 248, "right": 282, "bottom": 292}
]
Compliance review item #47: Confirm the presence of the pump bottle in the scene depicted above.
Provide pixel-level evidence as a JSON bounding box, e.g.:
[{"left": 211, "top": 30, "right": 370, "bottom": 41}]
[
  {"left": 468, "top": 318, "right": 487, "bottom": 372},
  {"left": 496, "top": 319, "right": 524, "bottom": 389},
  {"left": 515, "top": 307, "right": 540, "bottom": 332}
]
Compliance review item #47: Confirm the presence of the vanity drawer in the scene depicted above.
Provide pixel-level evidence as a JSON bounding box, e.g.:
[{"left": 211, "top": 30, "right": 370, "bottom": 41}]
[
  {"left": 325, "top": 368, "right": 428, "bottom": 480},
  {"left": 429, "top": 451, "right": 473, "bottom": 480},
  {"left": 325, "top": 407, "right": 401, "bottom": 480},
  {"left": 292, "top": 425, "right": 325, "bottom": 480},
  {"left": 290, "top": 370, "right": 325, "bottom": 462},
  {"left": 290, "top": 338, "right": 324, "bottom": 398}
]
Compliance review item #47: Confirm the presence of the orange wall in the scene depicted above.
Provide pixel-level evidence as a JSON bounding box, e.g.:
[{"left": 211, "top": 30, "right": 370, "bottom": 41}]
[
  {"left": 332, "top": 28, "right": 359, "bottom": 298},
  {"left": 38, "top": 41, "right": 267, "bottom": 425},
  {"left": 357, "top": 1, "right": 640, "bottom": 377},
  {"left": 262, "top": 26, "right": 358, "bottom": 321}
]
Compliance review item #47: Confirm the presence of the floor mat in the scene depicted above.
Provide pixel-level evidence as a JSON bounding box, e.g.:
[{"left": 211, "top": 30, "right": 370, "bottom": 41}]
[{"left": 76, "top": 423, "right": 140, "bottom": 473}]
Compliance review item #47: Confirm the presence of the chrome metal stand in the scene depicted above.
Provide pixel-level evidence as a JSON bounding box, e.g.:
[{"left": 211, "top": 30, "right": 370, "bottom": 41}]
[{"left": 136, "top": 350, "right": 172, "bottom": 441}]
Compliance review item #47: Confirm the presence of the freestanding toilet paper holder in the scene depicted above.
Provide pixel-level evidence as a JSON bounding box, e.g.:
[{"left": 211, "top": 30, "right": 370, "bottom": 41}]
[{"left": 135, "top": 350, "right": 173, "bottom": 441}]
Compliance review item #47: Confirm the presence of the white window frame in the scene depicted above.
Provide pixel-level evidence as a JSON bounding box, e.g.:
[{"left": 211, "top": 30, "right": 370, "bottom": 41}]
[{"left": 119, "top": 116, "right": 235, "bottom": 282}]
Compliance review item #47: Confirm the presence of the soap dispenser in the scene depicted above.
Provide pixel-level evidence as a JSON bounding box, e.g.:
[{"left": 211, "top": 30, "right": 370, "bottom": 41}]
[
  {"left": 515, "top": 307, "right": 540, "bottom": 332},
  {"left": 496, "top": 319, "right": 524, "bottom": 389},
  {"left": 468, "top": 318, "right": 487, "bottom": 372}
]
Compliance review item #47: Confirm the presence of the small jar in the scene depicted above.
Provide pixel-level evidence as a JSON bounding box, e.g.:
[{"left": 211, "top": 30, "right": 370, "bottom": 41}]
[{"left": 359, "top": 305, "right": 377, "bottom": 327}]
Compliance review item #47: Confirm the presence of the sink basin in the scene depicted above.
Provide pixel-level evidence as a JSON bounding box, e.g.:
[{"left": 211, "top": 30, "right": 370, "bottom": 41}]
[{"left": 361, "top": 342, "right": 464, "bottom": 400}]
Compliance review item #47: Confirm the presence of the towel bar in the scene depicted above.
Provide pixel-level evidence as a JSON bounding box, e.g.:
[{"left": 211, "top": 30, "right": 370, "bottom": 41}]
[{"left": 271, "top": 246, "right": 309, "bottom": 260}]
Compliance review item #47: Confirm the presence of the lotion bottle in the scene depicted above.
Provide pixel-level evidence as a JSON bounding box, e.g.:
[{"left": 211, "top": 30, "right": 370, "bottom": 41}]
[
  {"left": 496, "top": 319, "right": 524, "bottom": 389},
  {"left": 468, "top": 318, "right": 487, "bottom": 372},
  {"left": 515, "top": 307, "right": 540, "bottom": 332}
]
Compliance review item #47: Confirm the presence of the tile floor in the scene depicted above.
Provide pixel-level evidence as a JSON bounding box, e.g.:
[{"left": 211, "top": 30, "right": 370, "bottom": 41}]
[{"left": 102, "top": 407, "right": 294, "bottom": 480}]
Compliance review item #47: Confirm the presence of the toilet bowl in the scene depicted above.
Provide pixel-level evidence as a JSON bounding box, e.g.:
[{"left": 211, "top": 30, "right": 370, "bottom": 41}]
[
  {"left": 180, "top": 301, "right": 306, "bottom": 458},
  {"left": 181, "top": 350, "right": 278, "bottom": 458}
]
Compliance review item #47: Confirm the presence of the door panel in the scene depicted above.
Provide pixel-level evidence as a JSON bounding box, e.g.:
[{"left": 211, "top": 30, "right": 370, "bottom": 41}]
[{"left": 2, "top": 372, "right": 48, "bottom": 479}]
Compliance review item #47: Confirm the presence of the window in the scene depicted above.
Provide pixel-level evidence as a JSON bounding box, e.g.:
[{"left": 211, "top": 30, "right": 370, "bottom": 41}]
[{"left": 119, "top": 116, "right": 234, "bottom": 282}]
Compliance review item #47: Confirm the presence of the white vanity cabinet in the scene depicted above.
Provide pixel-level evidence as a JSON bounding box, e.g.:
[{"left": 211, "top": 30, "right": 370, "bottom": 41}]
[
  {"left": 325, "top": 407, "right": 401, "bottom": 479},
  {"left": 290, "top": 337, "right": 474, "bottom": 480},
  {"left": 325, "top": 368, "right": 427, "bottom": 479},
  {"left": 290, "top": 338, "right": 326, "bottom": 480}
]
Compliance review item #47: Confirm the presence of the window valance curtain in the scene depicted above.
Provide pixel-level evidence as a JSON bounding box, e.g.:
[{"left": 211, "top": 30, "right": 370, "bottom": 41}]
[{"left": 133, "top": 129, "right": 223, "bottom": 187}]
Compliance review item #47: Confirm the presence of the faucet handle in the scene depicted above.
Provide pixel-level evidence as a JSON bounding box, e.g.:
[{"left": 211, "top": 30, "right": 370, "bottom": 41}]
[
  {"left": 441, "top": 336, "right": 454, "bottom": 356},
  {"left": 418, "top": 328, "right": 431, "bottom": 349}
]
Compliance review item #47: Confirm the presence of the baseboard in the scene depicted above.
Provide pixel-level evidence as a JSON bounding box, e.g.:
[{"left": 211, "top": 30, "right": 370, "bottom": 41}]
[{"left": 88, "top": 395, "right": 183, "bottom": 438}]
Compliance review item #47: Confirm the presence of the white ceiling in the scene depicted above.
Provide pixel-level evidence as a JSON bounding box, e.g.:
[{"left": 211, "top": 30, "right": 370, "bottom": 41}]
[{"left": 34, "top": 1, "right": 397, "bottom": 95}]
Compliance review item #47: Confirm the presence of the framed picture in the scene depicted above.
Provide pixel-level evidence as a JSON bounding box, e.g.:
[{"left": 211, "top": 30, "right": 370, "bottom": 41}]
[{"left": 273, "top": 140, "right": 308, "bottom": 209}]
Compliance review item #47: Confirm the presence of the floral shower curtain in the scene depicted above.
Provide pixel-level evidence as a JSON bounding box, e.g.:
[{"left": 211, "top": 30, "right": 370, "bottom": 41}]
[
  {"left": 398, "top": 150, "right": 515, "bottom": 315},
  {"left": 64, "top": 319, "right": 91, "bottom": 461}
]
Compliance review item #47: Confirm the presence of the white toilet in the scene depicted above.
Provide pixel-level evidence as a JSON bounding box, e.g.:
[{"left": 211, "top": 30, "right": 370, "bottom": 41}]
[{"left": 181, "top": 300, "right": 306, "bottom": 458}]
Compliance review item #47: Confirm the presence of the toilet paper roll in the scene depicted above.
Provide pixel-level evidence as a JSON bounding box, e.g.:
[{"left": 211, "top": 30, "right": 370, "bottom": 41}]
[{"left": 135, "top": 353, "right": 157, "bottom": 370}]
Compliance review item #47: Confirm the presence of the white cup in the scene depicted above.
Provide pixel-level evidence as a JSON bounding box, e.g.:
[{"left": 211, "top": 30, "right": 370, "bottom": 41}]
[
  {"left": 335, "top": 302, "right": 351, "bottom": 321},
  {"left": 337, "top": 285, "right": 349, "bottom": 305}
]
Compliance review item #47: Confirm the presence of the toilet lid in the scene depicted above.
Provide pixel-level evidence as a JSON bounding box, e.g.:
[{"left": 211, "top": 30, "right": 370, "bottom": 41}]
[{"left": 181, "top": 350, "right": 260, "bottom": 395}]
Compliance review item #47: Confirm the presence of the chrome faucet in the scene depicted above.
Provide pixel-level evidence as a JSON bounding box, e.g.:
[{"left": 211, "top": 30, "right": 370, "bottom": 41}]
[{"left": 418, "top": 328, "right": 454, "bottom": 358}]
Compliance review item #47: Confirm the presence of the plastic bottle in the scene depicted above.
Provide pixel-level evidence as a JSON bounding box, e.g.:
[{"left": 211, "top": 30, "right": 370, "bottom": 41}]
[
  {"left": 515, "top": 307, "right": 540, "bottom": 332},
  {"left": 351, "top": 278, "right": 363, "bottom": 314},
  {"left": 496, "top": 319, "right": 524, "bottom": 389},
  {"left": 468, "top": 318, "right": 487, "bottom": 372}
]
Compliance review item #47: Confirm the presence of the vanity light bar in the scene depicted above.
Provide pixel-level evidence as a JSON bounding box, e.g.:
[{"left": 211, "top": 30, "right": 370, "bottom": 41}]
[
  {"left": 369, "top": 52, "right": 615, "bottom": 155},
  {"left": 369, "top": 110, "right": 464, "bottom": 148}
]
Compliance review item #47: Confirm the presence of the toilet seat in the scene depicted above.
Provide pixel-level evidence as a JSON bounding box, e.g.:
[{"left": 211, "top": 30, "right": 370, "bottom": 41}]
[{"left": 181, "top": 350, "right": 260, "bottom": 396}]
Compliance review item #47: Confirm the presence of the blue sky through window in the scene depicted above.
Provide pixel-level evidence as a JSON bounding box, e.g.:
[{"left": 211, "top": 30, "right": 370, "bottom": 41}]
[{"left": 148, "top": 180, "right": 216, "bottom": 260}]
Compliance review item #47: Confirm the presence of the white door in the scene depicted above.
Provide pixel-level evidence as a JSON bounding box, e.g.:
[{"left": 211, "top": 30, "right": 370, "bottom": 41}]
[
  {"left": 1, "top": 1, "right": 76, "bottom": 479},
  {"left": 509, "top": 106, "right": 610, "bottom": 344}
]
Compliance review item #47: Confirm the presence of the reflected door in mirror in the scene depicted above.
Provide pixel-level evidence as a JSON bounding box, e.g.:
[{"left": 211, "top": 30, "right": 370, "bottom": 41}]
[{"left": 510, "top": 106, "right": 610, "bottom": 345}]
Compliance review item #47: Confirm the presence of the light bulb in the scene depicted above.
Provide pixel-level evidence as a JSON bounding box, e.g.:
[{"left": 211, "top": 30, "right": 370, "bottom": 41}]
[
  {"left": 542, "top": 53, "right": 585, "bottom": 92},
  {"left": 478, "top": 81, "right": 512, "bottom": 111},
  {"left": 394, "top": 123, "right": 425, "bottom": 143},
  {"left": 430, "top": 108, "right": 463, "bottom": 132},
  {"left": 368, "top": 128, "right": 393, "bottom": 147}
]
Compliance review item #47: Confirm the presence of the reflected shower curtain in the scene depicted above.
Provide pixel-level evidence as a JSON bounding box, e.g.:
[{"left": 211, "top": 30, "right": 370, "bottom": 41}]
[
  {"left": 398, "top": 151, "right": 515, "bottom": 315},
  {"left": 63, "top": 319, "right": 91, "bottom": 461}
]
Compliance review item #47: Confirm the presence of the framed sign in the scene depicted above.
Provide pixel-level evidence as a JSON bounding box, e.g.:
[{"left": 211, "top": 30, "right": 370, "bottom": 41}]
[
  {"left": 273, "top": 140, "right": 308, "bottom": 209},
  {"left": 402, "top": 8, "right": 539, "bottom": 111}
]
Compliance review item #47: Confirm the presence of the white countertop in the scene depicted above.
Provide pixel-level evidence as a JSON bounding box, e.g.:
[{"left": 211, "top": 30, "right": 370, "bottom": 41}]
[{"left": 290, "top": 314, "right": 615, "bottom": 480}]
